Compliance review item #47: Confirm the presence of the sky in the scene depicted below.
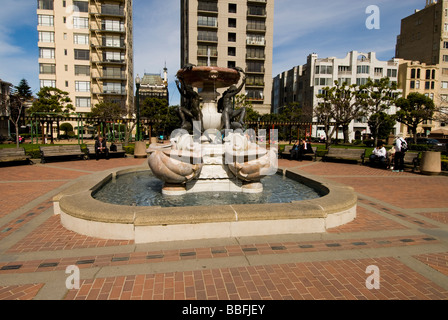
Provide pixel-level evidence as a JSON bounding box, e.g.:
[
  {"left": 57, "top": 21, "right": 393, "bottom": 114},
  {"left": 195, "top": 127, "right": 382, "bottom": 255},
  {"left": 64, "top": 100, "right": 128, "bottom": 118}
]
[{"left": 0, "top": 0, "right": 425, "bottom": 107}]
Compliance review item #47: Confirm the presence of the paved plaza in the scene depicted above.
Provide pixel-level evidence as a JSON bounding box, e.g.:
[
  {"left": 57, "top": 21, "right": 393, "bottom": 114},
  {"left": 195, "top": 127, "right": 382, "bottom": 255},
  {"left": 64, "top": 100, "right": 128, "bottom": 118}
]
[{"left": 0, "top": 155, "right": 448, "bottom": 302}]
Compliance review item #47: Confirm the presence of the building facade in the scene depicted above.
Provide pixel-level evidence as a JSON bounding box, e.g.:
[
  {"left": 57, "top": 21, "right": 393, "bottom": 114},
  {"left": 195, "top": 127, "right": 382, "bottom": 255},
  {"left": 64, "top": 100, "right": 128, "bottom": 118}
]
[
  {"left": 397, "top": 60, "right": 440, "bottom": 136},
  {"left": 272, "top": 51, "right": 401, "bottom": 142},
  {"left": 395, "top": 0, "right": 448, "bottom": 136},
  {"left": 37, "top": 0, "right": 134, "bottom": 116},
  {"left": 138, "top": 67, "right": 170, "bottom": 105},
  {"left": 180, "top": 0, "right": 274, "bottom": 114}
]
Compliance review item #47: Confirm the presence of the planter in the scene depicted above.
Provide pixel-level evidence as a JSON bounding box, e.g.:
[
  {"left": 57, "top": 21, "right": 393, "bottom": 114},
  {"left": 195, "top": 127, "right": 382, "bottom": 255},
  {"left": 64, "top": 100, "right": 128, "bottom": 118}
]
[{"left": 420, "top": 151, "right": 441, "bottom": 176}]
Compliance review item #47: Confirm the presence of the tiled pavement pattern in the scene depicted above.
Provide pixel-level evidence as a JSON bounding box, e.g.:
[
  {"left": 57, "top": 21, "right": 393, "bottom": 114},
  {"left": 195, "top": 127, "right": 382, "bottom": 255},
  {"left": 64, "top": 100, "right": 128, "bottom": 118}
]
[{"left": 1, "top": 156, "right": 448, "bottom": 301}]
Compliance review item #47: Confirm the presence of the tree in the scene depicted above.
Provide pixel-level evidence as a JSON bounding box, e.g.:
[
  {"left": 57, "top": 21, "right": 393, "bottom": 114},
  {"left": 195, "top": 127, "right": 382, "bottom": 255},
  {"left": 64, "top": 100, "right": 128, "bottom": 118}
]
[
  {"left": 316, "top": 81, "right": 366, "bottom": 144},
  {"left": 88, "top": 101, "right": 131, "bottom": 143},
  {"left": 60, "top": 123, "right": 74, "bottom": 138},
  {"left": 28, "top": 87, "right": 74, "bottom": 144},
  {"left": 395, "top": 92, "right": 435, "bottom": 143},
  {"left": 28, "top": 87, "right": 74, "bottom": 114},
  {"left": 314, "top": 95, "right": 336, "bottom": 149},
  {"left": 361, "top": 77, "right": 400, "bottom": 146},
  {"left": 140, "top": 97, "right": 179, "bottom": 138},
  {"left": 6, "top": 79, "right": 34, "bottom": 148},
  {"left": 368, "top": 112, "right": 396, "bottom": 142},
  {"left": 13, "top": 79, "right": 33, "bottom": 100}
]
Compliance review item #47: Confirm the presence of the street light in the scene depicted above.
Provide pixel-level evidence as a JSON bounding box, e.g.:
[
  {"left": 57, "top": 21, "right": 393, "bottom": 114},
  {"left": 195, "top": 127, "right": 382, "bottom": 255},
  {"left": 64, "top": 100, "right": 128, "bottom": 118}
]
[{"left": 135, "top": 74, "right": 141, "bottom": 142}]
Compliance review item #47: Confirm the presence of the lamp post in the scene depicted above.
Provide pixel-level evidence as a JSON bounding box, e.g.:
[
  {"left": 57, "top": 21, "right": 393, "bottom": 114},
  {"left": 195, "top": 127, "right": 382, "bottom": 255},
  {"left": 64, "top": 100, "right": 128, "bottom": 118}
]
[
  {"left": 135, "top": 74, "right": 141, "bottom": 142},
  {"left": 133, "top": 75, "right": 147, "bottom": 158}
]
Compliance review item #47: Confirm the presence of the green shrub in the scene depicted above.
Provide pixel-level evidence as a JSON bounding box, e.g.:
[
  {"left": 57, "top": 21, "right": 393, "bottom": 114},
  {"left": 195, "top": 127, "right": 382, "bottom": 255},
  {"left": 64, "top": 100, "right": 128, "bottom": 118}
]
[
  {"left": 442, "top": 160, "right": 448, "bottom": 172},
  {"left": 124, "top": 145, "right": 134, "bottom": 155}
]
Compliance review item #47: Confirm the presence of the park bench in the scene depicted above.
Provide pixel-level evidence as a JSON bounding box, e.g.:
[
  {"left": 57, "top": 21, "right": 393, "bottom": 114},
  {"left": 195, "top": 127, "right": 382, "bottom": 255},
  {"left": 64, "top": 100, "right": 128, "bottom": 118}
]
[
  {"left": 0, "top": 148, "right": 32, "bottom": 165},
  {"left": 281, "top": 145, "right": 317, "bottom": 161},
  {"left": 403, "top": 152, "right": 420, "bottom": 172},
  {"left": 322, "top": 148, "right": 366, "bottom": 164},
  {"left": 86, "top": 143, "right": 126, "bottom": 159},
  {"left": 39, "top": 145, "right": 87, "bottom": 164}
]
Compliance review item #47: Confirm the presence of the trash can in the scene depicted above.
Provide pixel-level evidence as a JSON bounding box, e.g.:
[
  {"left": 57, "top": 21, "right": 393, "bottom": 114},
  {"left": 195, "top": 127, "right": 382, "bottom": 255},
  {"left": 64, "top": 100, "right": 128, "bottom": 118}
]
[
  {"left": 420, "top": 151, "right": 441, "bottom": 176},
  {"left": 134, "top": 141, "right": 148, "bottom": 159}
]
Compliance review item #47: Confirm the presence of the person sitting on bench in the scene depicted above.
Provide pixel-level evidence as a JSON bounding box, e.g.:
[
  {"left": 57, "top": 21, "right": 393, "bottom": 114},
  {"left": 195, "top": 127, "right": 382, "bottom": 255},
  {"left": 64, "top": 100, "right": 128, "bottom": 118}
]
[
  {"left": 298, "top": 139, "right": 314, "bottom": 161},
  {"left": 95, "top": 136, "right": 109, "bottom": 160},
  {"left": 369, "top": 143, "right": 387, "bottom": 168}
]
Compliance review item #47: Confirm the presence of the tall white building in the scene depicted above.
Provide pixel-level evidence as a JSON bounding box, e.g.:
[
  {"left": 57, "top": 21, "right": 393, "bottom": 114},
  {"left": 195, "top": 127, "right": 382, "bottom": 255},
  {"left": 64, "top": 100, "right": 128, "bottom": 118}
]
[
  {"left": 37, "top": 0, "right": 134, "bottom": 115},
  {"left": 273, "top": 51, "right": 402, "bottom": 142}
]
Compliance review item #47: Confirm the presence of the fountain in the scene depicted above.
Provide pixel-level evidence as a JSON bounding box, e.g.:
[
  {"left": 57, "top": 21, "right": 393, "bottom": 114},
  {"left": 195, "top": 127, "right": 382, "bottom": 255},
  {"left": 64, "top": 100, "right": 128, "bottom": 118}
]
[
  {"left": 146, "top": 66, "right": 277, "bottom": 196},
  {"left": 52, "top": 66, "right": 357, "bottom": 244}
]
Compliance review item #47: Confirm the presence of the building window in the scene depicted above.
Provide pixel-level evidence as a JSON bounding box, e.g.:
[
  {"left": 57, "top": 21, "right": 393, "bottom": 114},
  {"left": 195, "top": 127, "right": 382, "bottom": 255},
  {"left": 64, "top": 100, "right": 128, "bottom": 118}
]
[
  {"left": 39, "top": 48, "right": 55, "bottom": 59},
  {"left": 74, "top": 33, "right": 89, "bottom": 45},
  {"left": 246, "top": 34, "right": 265, "bottom": 45},
  {"left": 247, "top": 47, "right": 264, "bottom": 59},
  {"left": 357, "top": 65, "right": 370, "bottom": 74},
  {"left": 315, "top": 65, "right": 333, "bottom": 75},
  {"left": 228, "top": 33, "right": 236, "bottom": 42},
  {"left": 102, "top": 20, "right": 124, "bottom": 32},
  {"left": 247, "top": 61, "right": 264, "bottom": 73},
  {"left": 75, "top": 81, "right": 90, "bottom": 92},
  {"left": 228, "top": 47, "right": 236, "bottom": 56},
  {"left": 103, "top": 35, "right": 122, "bottom": 47},
  {"left": 76, "top": 97, "right": 91, "bottom": 108},
  {"left": 410, "top": 81, "right": 415, "bottom": 89},
  {"left": 387, "top": 69, "right": 397, "bottom": 78},
  {"left": 38, "top": 0, "right": 54, "bottom": 10},
  {"left": 73, "top": 1, "right": 88, "bottom": 12},
  {"left": 74, "top": 49, "right": 89, "bottom": 60},
  {"left": 411, "top": 69, "right": 416, "bottom": 78},
  {"left": 356, "top": 78, "right": 368, "bottom": 86},
  {"left": 198, "top": 45, "right": 217, "bottom": 57},
  {"left": 228, "top": 18, "right": 236, "bottom": 28},
  {"left": 40, "top": 80, "right": 56, "bottom": 88},
  {"left": 103, "top": 82, "right": 124, "bottom": 94},
  {"left": 104, "top": 51, "right": 124, "bottom": 62},
  {"left": 38, "top": 31, "right": 54, "bottom": 43},
  {"left": 39, "top": 63, "right": 56, "bottom": 74},
  {"left": 74, "top": 65, "right": 90, "bottom": 76},
  {"left": 198, "top": 30, "right": 217, "bottom": 42},
  {"left": 228, "top": 3, "right": 237, "bottom": 13},
  {"left": 315, "top": 78, "right": 332, "bottom": 86},
  {"left": 38, "top": 14, "right": 54, "bottom": 26},
  {"left": 73, "top": 17, "right": 89, "bottom": 29},
  {"left": 198, "top": 15, "right": 217, "bottom": 27}
]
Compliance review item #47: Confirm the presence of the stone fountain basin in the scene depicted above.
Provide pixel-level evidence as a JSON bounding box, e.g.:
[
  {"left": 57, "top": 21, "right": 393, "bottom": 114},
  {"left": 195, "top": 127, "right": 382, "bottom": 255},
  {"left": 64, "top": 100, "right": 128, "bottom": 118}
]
[{"left": 53, "top": 165, "right": 357, "bottom": 244}]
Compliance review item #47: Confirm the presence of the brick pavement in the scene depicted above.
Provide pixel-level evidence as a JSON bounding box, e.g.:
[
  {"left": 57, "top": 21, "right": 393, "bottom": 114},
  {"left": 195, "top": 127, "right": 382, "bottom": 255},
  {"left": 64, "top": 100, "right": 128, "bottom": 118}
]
[{"left": 0, "top": 156, "right": 447, "bottom": 303}]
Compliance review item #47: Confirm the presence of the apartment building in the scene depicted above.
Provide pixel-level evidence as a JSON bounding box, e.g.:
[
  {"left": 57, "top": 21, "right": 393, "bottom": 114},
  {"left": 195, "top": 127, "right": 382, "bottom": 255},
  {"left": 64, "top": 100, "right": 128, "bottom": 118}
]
[
  {"left": 180, "top": 0, "right": 274, "bottom": 114},
  {"left": 37, "top": 0, "right": 134, "bottom": 116},
  {"left": 395, "top": 0, "right": 448, "bottom": 135},
  {"left": 272, "top": 51, "right": 401, "bottom": 142},
  {"left": 398, "top": 60, "right": 440, "bottom": 136}
]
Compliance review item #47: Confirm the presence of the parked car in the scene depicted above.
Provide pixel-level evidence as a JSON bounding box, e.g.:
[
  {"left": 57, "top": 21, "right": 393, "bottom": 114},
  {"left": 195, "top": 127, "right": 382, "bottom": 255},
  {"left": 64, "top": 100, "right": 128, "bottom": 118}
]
[{"left": 406, "top": 138, "right": 446, "bottom": 151}]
